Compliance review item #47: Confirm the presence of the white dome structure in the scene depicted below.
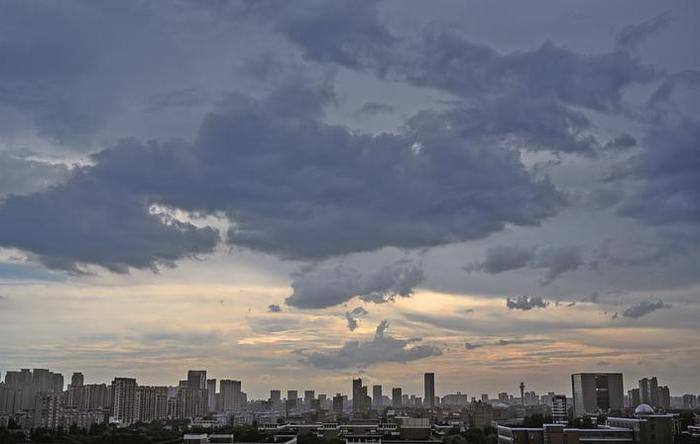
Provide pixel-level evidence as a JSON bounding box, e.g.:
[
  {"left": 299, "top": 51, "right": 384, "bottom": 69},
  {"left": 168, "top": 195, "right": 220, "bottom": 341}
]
[{"left": 635, "top": 403, "right": 655, "bottom": 415}]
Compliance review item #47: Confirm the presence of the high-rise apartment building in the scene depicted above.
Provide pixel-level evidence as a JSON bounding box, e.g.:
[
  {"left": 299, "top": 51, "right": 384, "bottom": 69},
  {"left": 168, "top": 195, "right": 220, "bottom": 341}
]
[
  {"left": 71, "top": 372, "right": 84, "bottom": 388},
  {"left": 392, "top": 387, "right": 402, "bottom": 407},
  {"left": 424, "top": 373, "right": 435, "bottom": 408},
  {"left": 628, "top": 388, "right": 641, "bottom": 407},
  {"left": 220, "top": 380, "right": 242, "bottom": 412},
  {"left": 270, "top": 389, "right": 281, "bottom": 408},
  {"left": 333, "top": 393, "right": 344, "bottom": 415},
  {"left": 639, "top": 377, "right": 659, "bottom": 407},
  {"left": 372, "top": 385, "right": 382, "bottom": 408},
  {"left": 352, "top": 378, "right": 363, "bottom": 412},
  {"left": 551, "top": 395, "right": 567, "bottom": 424},
  {"left": 304, "top": 390, "right": 315, "bottom": 408},
  {"left": 658, "top": 385, "right": 670, "bottom": 410},
  {"left": 187, "top": 370, "right": 207, "bottom": 390},
  {"left": 111, "top": 377, "right": 137, "bottom": 426},
  {"left": 206, "top": 379, "right": 217, "bottom": 412},
  {"left": 683, "top": 394, "right": 698, "bottom": 409},
  {"left": 571, "top": 373, "right": 624, "bottom": 418},
  {"left": 136, "top": 386, "right": 168, "bottom": 422},
  {"left": 34, "top": 393, "right": 63, "bottom": 430}
]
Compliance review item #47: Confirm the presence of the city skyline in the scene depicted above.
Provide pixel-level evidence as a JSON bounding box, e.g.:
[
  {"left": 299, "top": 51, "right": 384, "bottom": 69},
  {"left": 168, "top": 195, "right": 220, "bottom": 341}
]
[
  {"left": 1, "top": 368, "right": 695, "bottom": 403},
  {"left": 1, "top": 0, "right": 699, "bottom": 401}
]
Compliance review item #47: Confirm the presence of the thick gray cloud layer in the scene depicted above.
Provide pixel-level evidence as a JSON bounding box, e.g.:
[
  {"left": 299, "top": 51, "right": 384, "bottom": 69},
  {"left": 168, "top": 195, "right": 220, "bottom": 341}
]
[
  {"left": 0, "top": 82, "right": 563, "bottom": 272},
  {"left": 0, "top": 152, "right": 70, "bottom": 197},
  {"left": 286, "top": 259, "right": 424, "bottom": 309},
  {"left": 303, "top": 320, "right": 441, "bottom": 369},
  {"left": 0, "top": 0, "right": 697, "bottom": 329}
]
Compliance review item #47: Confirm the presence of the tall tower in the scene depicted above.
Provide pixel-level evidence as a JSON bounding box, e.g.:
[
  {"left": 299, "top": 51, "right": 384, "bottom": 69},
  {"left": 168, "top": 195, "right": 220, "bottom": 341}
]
[
  {"left": 520, "top": 382, "right": 525, "bottom": 407},
  {"left": 424, "top": 373, "right": 435, "bottom": 408},
  {"left": 392, "top": 387, "right": 402, "bottom": 407},
  {"left": 352, "top": 378, "right": 363, "bottom": 412},
  {"left": 373, "top": 385, "right": 383, "bottom": 408}
]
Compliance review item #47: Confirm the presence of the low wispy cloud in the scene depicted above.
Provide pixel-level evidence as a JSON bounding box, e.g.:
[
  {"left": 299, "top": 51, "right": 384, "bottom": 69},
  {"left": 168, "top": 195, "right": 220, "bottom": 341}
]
[
  {"left": 464, "top": 337, "right": 552, "bottom": 351},
  {"left": 506, "top": 296, "right": 549, "bottom": 311},
  {"left": 344, "top": 306, "right": 368, "bottom": 331},
  {"left": 302, "top": 320, "right": 441, "bottom": 369},
  {"left": 496, "top": 338, "right": 552, "bottom": 346},
  {"left": 286, "top": 259, "right": 424, "bottom": 309},
  {"left": 621, "top": 299, "right": 671, "bottom": 319},
  {"left": 359, "top": 102, "right": 394, "bottom": 115},
  {"left": 466, "top": 245, "right": 584, "bottom": 284}
]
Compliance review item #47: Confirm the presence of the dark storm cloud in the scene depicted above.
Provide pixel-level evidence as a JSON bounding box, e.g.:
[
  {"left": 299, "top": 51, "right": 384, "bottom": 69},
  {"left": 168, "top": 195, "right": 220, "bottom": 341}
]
[
  {"left": 0, "top": 1, "right": 168, "bottom": 143},
  {"left": 621, "top": 299, "right": 671, "bottom": 319},
  {"left": 0, "top": 165, "right": 220, "bottom": 273},
  {"left": 302, "top": 320, "right": 441, "bottom": 369},
  {"left": 506, "top": 296, "right": 549, "bottom": 311},
  {"left": 280, "top": 2, "right": 658, "bottom": 115},
  {"left": 0, "top": 152, "right": 70, "bottom": 196},
  {"left": 286, "top": 259, "right": 424, "bottom": 309},
  {"left": 467, "top": 245, "right": 584, "bottom": 284},
  {"left": 1, "top": 1, "right": 690, "bottom": 288},
  {"left": 0, "top": 81, "right": 562, "bottom": 272},
  {"left": 619, "top": 119, "right": 700, "bottom": 226}
]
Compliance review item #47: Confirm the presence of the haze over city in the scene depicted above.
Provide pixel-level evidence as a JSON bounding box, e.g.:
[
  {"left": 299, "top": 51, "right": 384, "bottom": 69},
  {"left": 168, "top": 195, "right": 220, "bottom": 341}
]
[{"left": 1, "top": 0, "right": 699, "bottom": 405}]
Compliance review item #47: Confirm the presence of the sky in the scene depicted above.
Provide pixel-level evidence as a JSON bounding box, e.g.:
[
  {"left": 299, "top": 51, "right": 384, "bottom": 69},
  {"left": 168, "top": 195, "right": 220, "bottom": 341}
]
[{"left": 0, "top": 0, "right": 699, "bottom": 400}]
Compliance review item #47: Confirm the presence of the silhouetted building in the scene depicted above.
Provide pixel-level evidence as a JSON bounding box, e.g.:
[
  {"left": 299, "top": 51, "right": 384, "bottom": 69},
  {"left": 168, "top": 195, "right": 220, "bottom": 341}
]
[
  {"left": 658, "top": 385, "right": 670, "bottom": 410},
  {"left": 392, "top": 387, "right": 402, "bottom": 407},
  {"left": 683, "top": 394, "right": 698, "bottom": 409},
  {"left": 571, "top": 373, "right": 624, "bottom": 418},
  {"left": 333, "top": 393, "right": 344, "bottom": 415},
  {"left": 304, "top": 390, "right": 315, "bottom": 408},
  {"left": 207, "top": 379, "right": 217, "bottom": 412},
  {"left": 270, "top": 389, "right": 281, "bottom": 409},
  {"left": 639, "top": 377, "right": 659, "bottom": 408},
  {"left": 71, "top": 372, "right": 84, "bottom": 388},
  {"left": 372, "top": 385, "right": 382, "bottom": 408},
  {"left": 628, "top": 388, "right": 641, "bottom": 407},
  {"left": 220, "top": 380, "right": 242, "bottom": 412},
  {"left": 424, "top": 373, "right": 435, "bottom": 408},
  {"left": 187, "top": 370, "right": 207, "bottom": 390},
  {"left": 352, "top": 378, "right": 364, "bottom": 413}
]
